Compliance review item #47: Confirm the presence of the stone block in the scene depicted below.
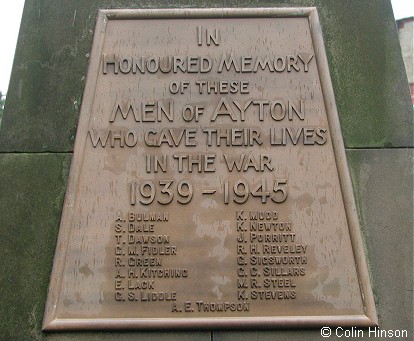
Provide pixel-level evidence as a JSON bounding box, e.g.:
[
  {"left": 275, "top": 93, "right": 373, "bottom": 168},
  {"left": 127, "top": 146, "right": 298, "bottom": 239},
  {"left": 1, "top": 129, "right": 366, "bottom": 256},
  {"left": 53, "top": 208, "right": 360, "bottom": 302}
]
[
  {"left": 0, "top": 153, "right": 71, "bottom": 340},
  {"left": 0, "top": 153, "right": 212, "bottom": 340},
  {"left": 0, "top": 0, "right": 411, "bottom": 152},
  {"left": 346, "top": 149, "right": 413, "bottom": 333}
]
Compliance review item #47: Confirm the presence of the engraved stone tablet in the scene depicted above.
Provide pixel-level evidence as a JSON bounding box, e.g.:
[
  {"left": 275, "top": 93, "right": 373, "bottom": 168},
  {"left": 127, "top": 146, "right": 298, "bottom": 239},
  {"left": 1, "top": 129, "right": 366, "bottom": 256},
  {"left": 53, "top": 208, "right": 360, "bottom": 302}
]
[{"left": 43, "top": 8, "right": 377, "bottom": 330}]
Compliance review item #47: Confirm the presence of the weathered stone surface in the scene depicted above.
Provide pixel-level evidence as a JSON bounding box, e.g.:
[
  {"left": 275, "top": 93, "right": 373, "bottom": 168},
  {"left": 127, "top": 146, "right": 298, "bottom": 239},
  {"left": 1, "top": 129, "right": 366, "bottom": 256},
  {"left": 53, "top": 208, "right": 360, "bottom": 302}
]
[
  {"left": 0, "top": 0, "right": 411, "bottom": 152},
  {"left": 346, "top": 149, "right": 413, "bottom": 334},
  {"left": 314, "top": 1, "right": 413, "bottom": 148},
  {"left": 0, "top": 153, "right": 71, "bottom": 340}
]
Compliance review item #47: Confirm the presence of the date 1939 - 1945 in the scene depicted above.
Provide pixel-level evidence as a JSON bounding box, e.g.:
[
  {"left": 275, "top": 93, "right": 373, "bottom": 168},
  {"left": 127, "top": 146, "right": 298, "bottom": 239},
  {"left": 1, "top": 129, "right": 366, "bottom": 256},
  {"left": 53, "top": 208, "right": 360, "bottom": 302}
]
[{"left": 129, "top": 178, "right": 287, "bottom": 205}]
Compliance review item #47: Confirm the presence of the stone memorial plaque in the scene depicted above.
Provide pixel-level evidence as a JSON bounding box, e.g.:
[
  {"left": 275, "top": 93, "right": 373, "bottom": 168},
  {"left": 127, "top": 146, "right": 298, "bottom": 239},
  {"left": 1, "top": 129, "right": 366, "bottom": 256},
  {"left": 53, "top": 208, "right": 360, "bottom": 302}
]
[{"left": 43, "top": 8, "right": 377, "bottom": 330}]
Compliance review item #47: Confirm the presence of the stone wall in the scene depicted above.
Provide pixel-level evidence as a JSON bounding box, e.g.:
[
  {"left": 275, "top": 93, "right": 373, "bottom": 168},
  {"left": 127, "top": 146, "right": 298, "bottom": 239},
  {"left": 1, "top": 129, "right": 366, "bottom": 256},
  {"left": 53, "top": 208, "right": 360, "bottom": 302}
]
[{"left": 0, "top": 1, "right": 412, "bottom": 340}]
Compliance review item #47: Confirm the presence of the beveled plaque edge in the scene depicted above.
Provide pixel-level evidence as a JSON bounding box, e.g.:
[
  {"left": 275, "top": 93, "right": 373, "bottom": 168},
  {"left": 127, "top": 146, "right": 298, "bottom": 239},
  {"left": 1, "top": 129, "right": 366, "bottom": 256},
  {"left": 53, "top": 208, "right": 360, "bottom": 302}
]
[
  {"left": 45, "top": 315, "right": 374, "bottom": 331},
  {"left": 42, "top": 7, "right": 378, "bottom": 331}
]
